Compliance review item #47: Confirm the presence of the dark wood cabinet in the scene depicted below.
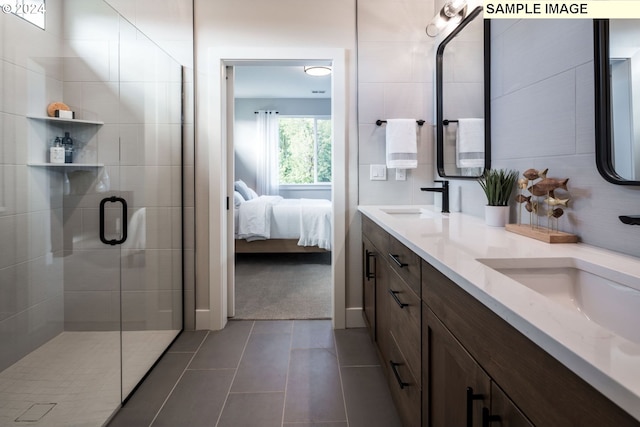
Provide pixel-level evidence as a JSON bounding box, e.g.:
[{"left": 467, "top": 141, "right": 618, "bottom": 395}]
[
  {"left": 489, "top": 382, "right": 534, "bottom": 427},
  {"left": 423, "top": 304, "right": 490, "bottom": 427},
  {"left": 423, "top": 303, "right": 533, "bottom": 427},
  {"left": 362, "top": 236, "right": 377, "bottom": 339},
  {"left": 361, "top": 215, "right": 640, "bottom": 427},
  {"left": 421, "top": 258, "right": 639, "bottom": 427},
  {"left": 362, "top": 216, "right": 421, "bottom": 427},
  {"left": 387, "top": 329, "right": 422, "bottom": 427}
]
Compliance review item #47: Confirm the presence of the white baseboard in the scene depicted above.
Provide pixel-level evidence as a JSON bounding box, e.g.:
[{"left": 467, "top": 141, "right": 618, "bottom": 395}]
[
  {"left": 195, "top": 309, "right": 210, "bottom": 330},
  {"left": 198, "top": 307, "right": 365, "bottom": 330},
  {"left": 346, "top": 307, "right": 366, "bottom": 328}
]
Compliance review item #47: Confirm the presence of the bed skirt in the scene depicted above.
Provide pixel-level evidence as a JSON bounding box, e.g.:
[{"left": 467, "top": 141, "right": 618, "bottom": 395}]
[{"left": 235, "top": 238, "right": 329, "bottom": 253}]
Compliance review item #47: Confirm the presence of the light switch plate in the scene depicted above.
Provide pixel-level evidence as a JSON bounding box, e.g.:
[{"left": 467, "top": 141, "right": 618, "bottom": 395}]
[
  {"left": 370, "top": 164, "right": 387, "bottom": 180},
  {"left": 395, "top": 169, "right": 406, "bottom": 181}
]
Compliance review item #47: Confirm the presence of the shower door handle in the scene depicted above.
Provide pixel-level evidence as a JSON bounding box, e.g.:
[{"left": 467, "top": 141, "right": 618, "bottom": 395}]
[{"left": 99, "top": 196, "right": 128, "bottom": 245}]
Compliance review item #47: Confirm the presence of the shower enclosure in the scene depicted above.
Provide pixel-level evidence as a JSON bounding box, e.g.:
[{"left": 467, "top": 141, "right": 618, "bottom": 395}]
[{"left": 0, "top": 1, "right": 183, "bottom": 425}]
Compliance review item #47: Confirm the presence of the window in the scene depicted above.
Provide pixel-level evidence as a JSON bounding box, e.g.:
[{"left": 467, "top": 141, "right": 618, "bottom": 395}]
[
  {"left": 278, "top": 116, "right": 331, "bottom": 184},
  {"left": 3, "top": 0, "right": 46, "bottom": 29}
]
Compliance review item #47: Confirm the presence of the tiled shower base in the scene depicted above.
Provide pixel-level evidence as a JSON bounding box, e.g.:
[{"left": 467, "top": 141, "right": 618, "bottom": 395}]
[{"left": 0, "top": 330, "right": 177, "bottom": 427}]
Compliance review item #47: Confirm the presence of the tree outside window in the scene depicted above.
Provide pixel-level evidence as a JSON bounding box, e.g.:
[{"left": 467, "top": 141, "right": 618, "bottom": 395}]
[{"left": 278, "top": 116, "right": 332, "bottom": 184}]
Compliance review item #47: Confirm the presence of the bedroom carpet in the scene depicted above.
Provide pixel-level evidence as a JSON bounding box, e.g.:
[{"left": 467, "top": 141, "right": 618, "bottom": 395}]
[{"left": 234, "top": 252, "right": 332, "bottom": 320}]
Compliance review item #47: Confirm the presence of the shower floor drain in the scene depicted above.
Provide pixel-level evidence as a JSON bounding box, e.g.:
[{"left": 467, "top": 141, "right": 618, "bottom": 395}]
[{"left": 15, "top": 403, "right": 56, "bottom": 422}]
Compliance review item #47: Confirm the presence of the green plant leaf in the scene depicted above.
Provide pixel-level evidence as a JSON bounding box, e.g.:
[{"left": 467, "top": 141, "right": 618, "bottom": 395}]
[{"left": 478, "top": 169, "right": 519, "bottom": 206}]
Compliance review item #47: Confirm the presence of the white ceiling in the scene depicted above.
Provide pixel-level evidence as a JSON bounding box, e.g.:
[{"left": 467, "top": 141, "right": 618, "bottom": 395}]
[{"left": 233, "top": 65, "right": 332, "bottom": 99}]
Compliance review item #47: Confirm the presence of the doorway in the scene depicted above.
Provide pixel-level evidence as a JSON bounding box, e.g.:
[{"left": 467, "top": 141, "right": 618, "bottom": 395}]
[
  {"left": 231, "top": 64, "right": 333, "bottom": 319},
  {"left": 205, "top": 47, "right": 347, "bottom": 330}
]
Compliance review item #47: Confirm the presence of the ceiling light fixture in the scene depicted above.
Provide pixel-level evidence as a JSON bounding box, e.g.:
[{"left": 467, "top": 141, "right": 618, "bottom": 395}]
[
  {"left": 304, "top": 66, "right": 332, "bottom": 77},
  {"left": 426, "top": 0, "right": 467, "bottom": 37}
]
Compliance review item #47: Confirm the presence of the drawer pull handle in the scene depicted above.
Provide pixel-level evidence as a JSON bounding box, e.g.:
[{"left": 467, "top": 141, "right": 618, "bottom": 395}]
[
  {"left": 466, "top": 387, "right": 484, "bottom": 427},
  {"left": 482, "top": 407, "right": 500, "bottom": 427},
  {"left": 388, "top": 253, "right": 408, "bottom": 268},
  {"left": 389, "top": 360, "right": 409, "bottom": 389},
  {"left": 365, "top": 249, "right": 376, "bottom": 279},
  {"left": 388, "top": 289, "right": 408, "bottom": 308}
]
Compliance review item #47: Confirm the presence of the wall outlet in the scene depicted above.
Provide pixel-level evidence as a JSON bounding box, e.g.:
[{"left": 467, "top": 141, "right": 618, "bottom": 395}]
[
  {"left": 395, "top": 169, "right": 406, "bottom": 181},
  {"left": 370, "top": 164, "right": 387, "bottom": 180}
]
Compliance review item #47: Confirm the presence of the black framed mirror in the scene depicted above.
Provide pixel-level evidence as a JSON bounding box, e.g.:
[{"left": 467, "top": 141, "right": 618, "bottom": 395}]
[
  {"left": 594, "top": 19, "right": 640, "bottom": 185},
  {"left": 435, "top": 6, "right": 490, "bottom": 179}
]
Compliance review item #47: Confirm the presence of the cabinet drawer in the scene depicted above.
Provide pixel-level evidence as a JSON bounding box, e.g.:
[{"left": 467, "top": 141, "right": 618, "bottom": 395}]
[
  {"left": 386, "top": 268, "right": 421, "bottom": 382},
  {"left": 387, "top": 330, "right": 421, "bottom": 427},
  {"left": 362, "top": 216, "right": 389, "bottom": 253},
  {"left": 388, "top": 235, "right": 420, "bottom": 296}
]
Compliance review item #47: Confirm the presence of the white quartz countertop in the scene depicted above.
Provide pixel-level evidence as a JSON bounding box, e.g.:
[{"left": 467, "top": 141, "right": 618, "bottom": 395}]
[{"left": 358, "top": 205, "right": 640, "bottom": 421}]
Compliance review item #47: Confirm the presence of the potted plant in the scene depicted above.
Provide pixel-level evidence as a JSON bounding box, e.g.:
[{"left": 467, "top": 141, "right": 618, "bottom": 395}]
[{"left": 478, "top": 168, "right": 519, "bottom": 226}]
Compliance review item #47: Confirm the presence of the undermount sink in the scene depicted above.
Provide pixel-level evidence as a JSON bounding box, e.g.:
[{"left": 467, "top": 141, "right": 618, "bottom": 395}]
[
  {"left": 477, "top": 257, "right": 640, "bottom": 344},
  {"left": 380, "top": 208, "right": 440, "bottom": 219}
]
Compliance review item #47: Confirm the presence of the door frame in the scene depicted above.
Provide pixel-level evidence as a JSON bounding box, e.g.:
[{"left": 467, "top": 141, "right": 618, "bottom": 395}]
[{"left": 206, "top": 47, "right": 347, "bottom": 330}]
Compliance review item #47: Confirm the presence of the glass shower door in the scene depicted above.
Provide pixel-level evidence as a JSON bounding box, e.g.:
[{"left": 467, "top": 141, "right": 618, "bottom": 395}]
[
  {"left": 0, "top": 1, "right": 125, "bottom": 425},
  {"left": 0, "top": 1, "right": 183, "bottom": 425},
  {"left": 117, "top": 16, "right": 183, "bottom": 399}
]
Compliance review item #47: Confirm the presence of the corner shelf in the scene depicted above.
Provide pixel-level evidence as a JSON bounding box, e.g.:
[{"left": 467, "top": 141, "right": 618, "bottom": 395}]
[{"left": 27, "top": 115, "right": 104, "bottom": 125}]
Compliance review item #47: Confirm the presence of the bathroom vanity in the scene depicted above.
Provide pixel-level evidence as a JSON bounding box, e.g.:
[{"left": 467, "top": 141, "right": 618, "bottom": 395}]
[{"left": 360, "top": 206, "right": 640, "bottom": 426}]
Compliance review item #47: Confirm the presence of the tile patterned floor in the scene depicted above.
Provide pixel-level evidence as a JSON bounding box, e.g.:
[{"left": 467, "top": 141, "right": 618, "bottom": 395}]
[
  {"left": 108, "top": 320, "right": 402, "bottom": 427},
  {"left": 0, "top": 330, "right": 177, "bottom": 427}
]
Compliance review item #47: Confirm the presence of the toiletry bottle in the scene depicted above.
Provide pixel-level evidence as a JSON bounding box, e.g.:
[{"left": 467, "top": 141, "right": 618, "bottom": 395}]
[
  {"left": 62, "top": 132, "right": 73, "bottom": 163},
  {"left": 50, "top": 137, "right": 65, "bottom": 164}
]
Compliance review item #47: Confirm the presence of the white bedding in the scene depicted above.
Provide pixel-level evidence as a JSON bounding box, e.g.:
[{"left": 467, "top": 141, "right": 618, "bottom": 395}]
[{"left": 235, "top": 196, "right": 332, "bottom": 250}]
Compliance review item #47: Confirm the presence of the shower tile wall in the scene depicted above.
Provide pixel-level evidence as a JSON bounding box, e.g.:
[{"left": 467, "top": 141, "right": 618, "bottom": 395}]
[
  {"left": 60, "top": 1, "right": 122, "bottom": 331},
  {"left": 0, "top": 3, "right": 66, "bottom": 371},
  {"left": 117, "top": 16, "right": 183, "bottom": 332},
  {"left": 1, "top": 0, "right": 184, "bottom": 373},
  {"left": 104, "top": 0, "right": 195, "bottom": 330},
  {"left": 59, "top": 10, "right": 183, "bottom": 332}
]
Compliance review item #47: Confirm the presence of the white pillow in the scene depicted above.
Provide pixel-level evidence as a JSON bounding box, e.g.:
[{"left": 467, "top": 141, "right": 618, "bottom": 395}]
[
  {"left": 234, "top": 180, "right": 254, "bottom": 200},
  {"left": 233, "top": 191, "right": 245, "bottom": 207},
  {"left": 247, "top": 187, "right": 259, "bottom": 199}
]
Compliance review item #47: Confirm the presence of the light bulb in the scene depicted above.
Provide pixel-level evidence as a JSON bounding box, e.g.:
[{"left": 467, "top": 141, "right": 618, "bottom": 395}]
[
  {"left": 443, "top": 0, "right": 467, "bottom": 17},
  {"left": 425, "top": 0, "right": 467, "bottom": 37}
]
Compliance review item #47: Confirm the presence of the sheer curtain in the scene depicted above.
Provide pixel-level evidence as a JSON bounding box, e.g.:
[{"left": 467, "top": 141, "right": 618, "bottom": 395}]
[{"left": 255, "top": 110, "right": 280, "bottom": 195}]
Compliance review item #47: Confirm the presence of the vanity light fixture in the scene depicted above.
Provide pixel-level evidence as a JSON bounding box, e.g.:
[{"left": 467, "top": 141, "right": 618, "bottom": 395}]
[
  {"left": 426, "top": 0, "right": 468, "bottom": 37},
  {"left": 304, "top": 66, "right": 332, "bottom": 76}
]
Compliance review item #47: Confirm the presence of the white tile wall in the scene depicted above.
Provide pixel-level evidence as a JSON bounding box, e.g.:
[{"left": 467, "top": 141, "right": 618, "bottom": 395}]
[
  {"left": 357, "top": 0, "right": 438, "bottom": 207},
  {"left": 0, "top": 3, "right": 67, "bottom": 370}
]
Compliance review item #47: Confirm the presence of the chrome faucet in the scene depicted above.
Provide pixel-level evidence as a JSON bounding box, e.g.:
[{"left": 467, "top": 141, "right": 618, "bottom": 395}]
[{"left": 421, "top": 180, "right": 449, "bottom": 213}]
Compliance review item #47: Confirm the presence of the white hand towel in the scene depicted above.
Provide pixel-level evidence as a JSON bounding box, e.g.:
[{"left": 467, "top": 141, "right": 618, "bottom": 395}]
[
  {"left": 386, "top": 119, "right": 418, "bottom": 169},
  {"left": 456, "top": 118, "right": 484, "bottom": 168}
]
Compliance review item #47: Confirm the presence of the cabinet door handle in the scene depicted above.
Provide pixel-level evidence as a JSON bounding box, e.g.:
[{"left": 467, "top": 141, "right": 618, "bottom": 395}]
[
  {"left": 389, "top": 360, "right": 409, "bottom": 389},
  {"left": 388, "top": 253, "right": 408, "bottom": 268},
  {"left": 466, "top": 387, "right": 484, "bottom": 427},
  {"left": 99, "top": 196, "right": 128, "bottom": 246},
  {"left": 388, "top": 289, "right": 408, "bottom": 308},
  {"left": 365, "top": 249, "right": 376, "bottom": 279},
  {"left": 482, "top": 407, "right": 500, "bottom": 427}
]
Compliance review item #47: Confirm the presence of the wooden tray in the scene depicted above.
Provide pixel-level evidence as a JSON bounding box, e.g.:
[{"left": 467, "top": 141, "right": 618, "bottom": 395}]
[{"left": 505, "top": 223, "right": 578, "bottom": 243}]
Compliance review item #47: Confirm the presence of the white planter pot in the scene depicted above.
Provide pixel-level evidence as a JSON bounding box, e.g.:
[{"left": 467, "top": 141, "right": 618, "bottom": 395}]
[{"left": 485, "top": 205, "right": 510, "bottom": 227}]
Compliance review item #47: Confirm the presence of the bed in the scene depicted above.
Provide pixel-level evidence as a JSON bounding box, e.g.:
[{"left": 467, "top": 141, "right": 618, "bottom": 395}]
[{"left": 233, "top": 181, "right": 332, "bottom": 253}]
